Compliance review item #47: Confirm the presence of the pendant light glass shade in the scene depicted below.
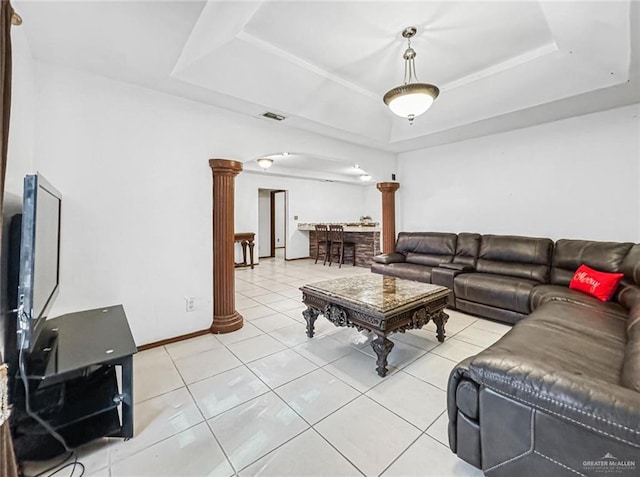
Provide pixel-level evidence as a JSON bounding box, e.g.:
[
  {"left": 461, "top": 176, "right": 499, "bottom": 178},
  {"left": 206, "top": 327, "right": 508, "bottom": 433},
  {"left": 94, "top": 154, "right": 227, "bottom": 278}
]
[
  {"left": 383, "top": 84, "right": 439, "bottom": 119},
  {"left": 383, "top": 27, "right": 439, "bottom": 124}
]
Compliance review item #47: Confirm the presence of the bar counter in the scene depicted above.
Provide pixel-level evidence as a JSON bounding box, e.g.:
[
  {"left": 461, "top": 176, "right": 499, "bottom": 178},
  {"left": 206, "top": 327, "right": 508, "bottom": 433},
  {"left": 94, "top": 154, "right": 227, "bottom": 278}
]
[{"left": 298, "top": 223, "right": 381, "bottom": 267}]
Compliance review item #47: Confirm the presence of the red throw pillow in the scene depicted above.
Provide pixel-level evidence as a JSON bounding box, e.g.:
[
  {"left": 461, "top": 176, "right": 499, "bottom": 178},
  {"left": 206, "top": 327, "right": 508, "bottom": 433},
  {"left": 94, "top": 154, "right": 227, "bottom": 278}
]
[{"left": 569, "top": 264, "right": 624, "bottom": 302}]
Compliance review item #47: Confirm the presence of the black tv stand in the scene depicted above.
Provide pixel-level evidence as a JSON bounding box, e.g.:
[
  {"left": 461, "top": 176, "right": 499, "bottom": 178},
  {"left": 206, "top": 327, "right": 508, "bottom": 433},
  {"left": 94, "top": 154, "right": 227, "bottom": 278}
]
[{"left": 11, "top": 305, "right": 137, "bottom": 459}]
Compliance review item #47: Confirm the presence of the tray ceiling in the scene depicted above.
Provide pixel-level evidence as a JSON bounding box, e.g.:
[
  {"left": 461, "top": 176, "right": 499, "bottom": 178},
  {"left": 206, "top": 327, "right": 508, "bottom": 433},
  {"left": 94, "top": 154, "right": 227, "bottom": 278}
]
[{"left": 15, "top": 1, "right": 640, "bottom": 159}]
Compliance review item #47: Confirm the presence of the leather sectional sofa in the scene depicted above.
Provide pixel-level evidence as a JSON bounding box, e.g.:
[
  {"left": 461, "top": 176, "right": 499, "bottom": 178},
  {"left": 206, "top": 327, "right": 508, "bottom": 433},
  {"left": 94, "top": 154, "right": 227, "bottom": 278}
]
[{"left": 372, "top": 232, "right": 640, "bottom": 476}]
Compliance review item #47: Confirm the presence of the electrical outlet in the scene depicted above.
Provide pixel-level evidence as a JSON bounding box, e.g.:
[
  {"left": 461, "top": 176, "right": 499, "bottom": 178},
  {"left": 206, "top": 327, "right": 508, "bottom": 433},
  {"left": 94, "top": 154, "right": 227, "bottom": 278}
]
[{"left": 185, "top": 297, "right": 196, "bottom": 312}]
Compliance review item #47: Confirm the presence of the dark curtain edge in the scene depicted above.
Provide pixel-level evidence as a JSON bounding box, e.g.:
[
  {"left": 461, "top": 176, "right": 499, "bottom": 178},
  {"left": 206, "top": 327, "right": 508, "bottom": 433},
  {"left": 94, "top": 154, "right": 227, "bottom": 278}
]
[{"left": 1, "top": 1, "right": 18, "bottom": 476}]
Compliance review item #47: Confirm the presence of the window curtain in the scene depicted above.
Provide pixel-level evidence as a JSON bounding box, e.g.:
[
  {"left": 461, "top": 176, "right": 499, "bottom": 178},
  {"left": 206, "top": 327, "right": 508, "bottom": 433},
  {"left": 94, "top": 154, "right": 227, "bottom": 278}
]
[
  {"left": 1, "top": 365, "right": 17, "bottom": 477},
  {"left": 0, "top": 1, "right": 17, "bottom": 476},
  {"left": 0, "top": 0, "right": 10, "bottom": 216}
]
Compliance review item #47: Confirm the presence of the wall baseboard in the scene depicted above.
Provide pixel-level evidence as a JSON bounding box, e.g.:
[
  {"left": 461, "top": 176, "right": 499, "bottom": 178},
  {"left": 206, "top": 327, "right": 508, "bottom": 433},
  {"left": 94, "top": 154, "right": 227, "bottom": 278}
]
[{"left": 138, "top": 328, "right": 211, "bottom": 351}]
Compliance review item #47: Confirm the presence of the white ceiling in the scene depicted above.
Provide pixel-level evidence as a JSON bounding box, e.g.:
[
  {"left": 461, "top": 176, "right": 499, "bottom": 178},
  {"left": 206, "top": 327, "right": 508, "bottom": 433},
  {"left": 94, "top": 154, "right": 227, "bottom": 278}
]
[
  {"left": 13, "top": 1, "right": 640, "bottom": 182},
  {"left": 242, "top": 152, "right": 375, "bottom": 184}
]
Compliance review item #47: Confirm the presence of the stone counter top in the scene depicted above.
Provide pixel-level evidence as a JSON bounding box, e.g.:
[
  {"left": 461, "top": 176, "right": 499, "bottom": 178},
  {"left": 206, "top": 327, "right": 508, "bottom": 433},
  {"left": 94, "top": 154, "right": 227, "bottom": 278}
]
[{"left": 298, "top": 222, "right": 380, "bottom": 232}]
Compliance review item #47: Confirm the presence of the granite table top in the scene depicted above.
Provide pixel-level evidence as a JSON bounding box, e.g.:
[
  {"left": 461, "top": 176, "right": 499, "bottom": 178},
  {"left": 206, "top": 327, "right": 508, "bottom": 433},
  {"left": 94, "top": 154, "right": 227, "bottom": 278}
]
[{"left": 300, "top": 274, "right": 449, "bottom": 315}]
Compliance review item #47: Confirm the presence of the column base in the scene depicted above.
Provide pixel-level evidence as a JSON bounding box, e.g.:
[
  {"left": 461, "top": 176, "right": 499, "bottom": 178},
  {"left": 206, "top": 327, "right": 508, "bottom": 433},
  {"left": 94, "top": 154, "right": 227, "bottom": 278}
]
[{"left": 210, "top": 311, "right": 244, "bottom": 334}]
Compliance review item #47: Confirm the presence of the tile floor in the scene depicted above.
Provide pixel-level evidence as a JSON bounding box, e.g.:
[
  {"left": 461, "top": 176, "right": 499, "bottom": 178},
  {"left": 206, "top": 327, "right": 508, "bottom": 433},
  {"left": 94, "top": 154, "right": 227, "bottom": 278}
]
[{"left": 24, "top": 257, "right": 512, "bottom": 477}]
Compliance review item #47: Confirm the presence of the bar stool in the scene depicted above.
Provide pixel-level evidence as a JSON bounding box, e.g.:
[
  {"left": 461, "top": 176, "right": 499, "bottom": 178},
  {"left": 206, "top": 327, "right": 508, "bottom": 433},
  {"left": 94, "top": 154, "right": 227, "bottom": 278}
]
[
  {"left": 328, "top": 224, "right": 356, "bottom": 268},
  {"left": 314, "top": 224, "right": 330, "bottom": 265}
]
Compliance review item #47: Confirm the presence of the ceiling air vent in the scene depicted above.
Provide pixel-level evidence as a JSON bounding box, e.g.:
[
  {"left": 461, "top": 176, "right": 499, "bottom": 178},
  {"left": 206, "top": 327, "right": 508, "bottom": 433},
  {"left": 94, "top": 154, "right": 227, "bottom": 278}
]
[{"left": 261, "top": 112, "right": 286, "bottom": 121}]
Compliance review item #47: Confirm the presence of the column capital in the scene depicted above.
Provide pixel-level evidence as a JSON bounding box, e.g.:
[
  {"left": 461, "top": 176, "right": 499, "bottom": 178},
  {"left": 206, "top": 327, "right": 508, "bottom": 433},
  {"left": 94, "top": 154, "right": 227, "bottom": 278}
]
[
  {"left": 209, "top": 159, "right": 243, "bottom": 175},
  {"left": 376, "top": 182, "right": 400, "bottom": 193}
]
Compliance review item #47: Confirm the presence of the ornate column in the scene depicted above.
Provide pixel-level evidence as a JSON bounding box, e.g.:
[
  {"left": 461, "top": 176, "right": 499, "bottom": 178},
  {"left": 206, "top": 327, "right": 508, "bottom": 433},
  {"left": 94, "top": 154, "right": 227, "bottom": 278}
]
[
  {"left": 209, "top": 159, "right": 243, "bottom": 333},
  {"left": 376, "top": 182, "right": 400, "bottom": 254}
]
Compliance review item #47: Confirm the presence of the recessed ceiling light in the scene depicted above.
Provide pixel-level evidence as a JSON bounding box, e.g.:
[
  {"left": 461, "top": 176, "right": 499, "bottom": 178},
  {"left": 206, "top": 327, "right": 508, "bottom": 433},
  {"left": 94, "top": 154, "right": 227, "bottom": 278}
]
[
  {"left": 360, "top": 174, "right": 372, "bottom": 182},
  {"left": 354, "top": 164, "right": 361, "bottom": 169},
  {"left": 282, "top": 152, "right": 290, "bottom": 156},
  {"left": 257, "top": 158, "right": 274, "bottom": 169}
]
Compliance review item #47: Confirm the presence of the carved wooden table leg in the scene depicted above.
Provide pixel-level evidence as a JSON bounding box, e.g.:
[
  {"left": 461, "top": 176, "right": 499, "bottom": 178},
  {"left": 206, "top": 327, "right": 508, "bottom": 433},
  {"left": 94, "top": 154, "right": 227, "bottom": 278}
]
[
  {"left": 248, "top": 240, "right": 255, "bottom": 269},
  {"left": 303, "top": 306, "right": 320, "bottom": 338},
  {"left": 433, "top": 310, "right": 449, "bottom": 342},
  {"left": 371, "top": 334, "right": 394, "bottom": 377},
  {"left": 240, "top": 240, "right": 248, "bottom": 266}
]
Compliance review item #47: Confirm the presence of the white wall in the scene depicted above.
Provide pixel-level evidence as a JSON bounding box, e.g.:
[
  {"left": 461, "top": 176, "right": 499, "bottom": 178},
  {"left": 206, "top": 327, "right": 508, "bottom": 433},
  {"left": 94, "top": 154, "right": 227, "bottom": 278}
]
[
  {"left": 30, "top": 62, "right": 393, "bottom": 345},
  {"left": 398, "top": 104, "right": 640, "bottom": 242},
  {"left": 236, "top": 172, "right": 370, "bottom": 260},
  {"left": 6, "top": 28, "right": 35, "bottom": 196},
  {"left": 1, "top": 28, "right": 36, "bottom": 362},
  {"left": 257, "top": 189, "right": 270, "bottom": 257},
  {"left": 363, "top": 185, "right": 381, "bottom": 223}
]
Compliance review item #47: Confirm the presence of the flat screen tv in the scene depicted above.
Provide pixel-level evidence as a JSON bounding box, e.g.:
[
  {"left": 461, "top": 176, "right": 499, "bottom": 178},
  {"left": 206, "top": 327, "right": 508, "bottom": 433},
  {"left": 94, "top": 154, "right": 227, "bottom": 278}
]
[{"left": 16, "top": 173, "right": 62, "bottom": 351}]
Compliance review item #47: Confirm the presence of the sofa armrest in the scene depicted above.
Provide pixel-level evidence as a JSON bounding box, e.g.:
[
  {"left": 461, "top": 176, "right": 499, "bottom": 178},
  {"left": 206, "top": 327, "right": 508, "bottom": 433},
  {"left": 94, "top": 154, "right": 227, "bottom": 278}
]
[
  {"left": 432, "top": 265, "right": 471, "bottom": 291},
  {"left": 439, "top": 263, "right": 474, "bottom": 271},
  {"left": 372, "top": 252, "right": 405, "bottom": 264},
  {"left": 469, "top": 353, "right": 640, "bottom": 446},
  {"left": 447, "top": 357, "right": 475, "bottom": 452}
]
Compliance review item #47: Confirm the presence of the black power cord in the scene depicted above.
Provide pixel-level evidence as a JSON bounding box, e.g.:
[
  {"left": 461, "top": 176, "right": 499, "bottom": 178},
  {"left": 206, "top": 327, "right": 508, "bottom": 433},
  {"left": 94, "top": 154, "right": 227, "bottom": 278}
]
[
  {"left": 17, "top": 315, "right": 85, "bottom": 477},
  {"left": 31, "top": 452, "right": 72, "bottom": 477},
  {"left": 35, "top": 452, "right": 84, "bottom": 477}
]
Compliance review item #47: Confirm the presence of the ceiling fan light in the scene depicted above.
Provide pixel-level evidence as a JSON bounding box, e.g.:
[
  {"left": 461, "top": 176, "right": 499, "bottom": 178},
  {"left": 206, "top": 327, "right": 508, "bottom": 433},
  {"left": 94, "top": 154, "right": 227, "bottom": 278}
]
[
  {"left": 257, "top": 158, "right": 274, "bottom": 169},
  {"left": 383, "top": 83, "right": 439, "bottom": 119}
]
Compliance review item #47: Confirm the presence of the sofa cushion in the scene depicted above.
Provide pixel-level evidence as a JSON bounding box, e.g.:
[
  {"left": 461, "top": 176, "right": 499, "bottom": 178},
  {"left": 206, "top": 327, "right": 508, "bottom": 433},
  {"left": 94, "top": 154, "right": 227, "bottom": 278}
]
[
  {"left": 395, "top": 232, "right": 457, "bottom": 267},
  {"left": 528, "top": 301, "right": 627, "bottom": 350},
  {"left": 569, "top": 264, "right": 623, "bottom": 301},
  {"left": 370, "top": 262, "right": 433, "bottom": 283},
  {"left": 476, "top": 235, "right": 553, "bottom": 283},
  {"left": 453, "top": 233, "right": 481, "bottom": 268},
  {"left": 550, "top": 239, "right": 633, "bottom": 286},
  {"left": 530, "top": 284, "right": 628, "bottom": 317},
  {"left": 456, "top": 299, "right": 526, "bottom": 324},
  {"left": 620, "top": 243, "right": 640, "bottom": 285},
  {"left": 454, "top": 273, "right": 537, "bottom": 314},
  {"left": 406, "top": 252, "right": 448, "bottom": 266}
]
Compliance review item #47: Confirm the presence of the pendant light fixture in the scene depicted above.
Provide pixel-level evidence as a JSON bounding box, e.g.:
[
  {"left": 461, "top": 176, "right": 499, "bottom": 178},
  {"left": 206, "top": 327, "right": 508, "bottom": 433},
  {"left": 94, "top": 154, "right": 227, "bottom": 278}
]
[{"left": 383, "top": 27, "right": 439, "bottom": 124}]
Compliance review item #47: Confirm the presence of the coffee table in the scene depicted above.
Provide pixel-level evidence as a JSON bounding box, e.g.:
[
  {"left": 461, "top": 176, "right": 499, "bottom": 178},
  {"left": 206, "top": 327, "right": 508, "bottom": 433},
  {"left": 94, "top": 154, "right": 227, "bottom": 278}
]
[{"left": 300, "top": 275, "right": 451, "bottom": 377}]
